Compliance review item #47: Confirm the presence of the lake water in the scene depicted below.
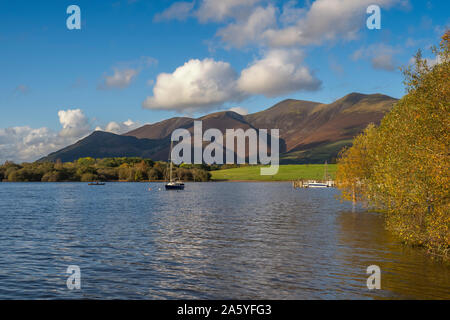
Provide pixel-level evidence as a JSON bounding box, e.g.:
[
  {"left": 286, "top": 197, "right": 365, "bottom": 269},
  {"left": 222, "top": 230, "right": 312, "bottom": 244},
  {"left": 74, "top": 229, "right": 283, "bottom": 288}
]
[{"left": 0, "top": 182, "right": 448, "bottom": 299}]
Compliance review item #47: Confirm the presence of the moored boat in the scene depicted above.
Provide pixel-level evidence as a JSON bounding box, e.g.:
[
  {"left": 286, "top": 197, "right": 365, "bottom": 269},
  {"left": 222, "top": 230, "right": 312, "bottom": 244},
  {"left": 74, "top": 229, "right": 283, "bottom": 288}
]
[
  {"left": 305, "top": 182, "right": 329, "bottom": 188},
  {"left": 165, "top": 181, "right": 185, "bottom": 190},
  {"left": 165, "top": 140, "right": 185, "bottom": 190},
  {"left": 88, "top": 182, "right": 105, "bottom": 186}
]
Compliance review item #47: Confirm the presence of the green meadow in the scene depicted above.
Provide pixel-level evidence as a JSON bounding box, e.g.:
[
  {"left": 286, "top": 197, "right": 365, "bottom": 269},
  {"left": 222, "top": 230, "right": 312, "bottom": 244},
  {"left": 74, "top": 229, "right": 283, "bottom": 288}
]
[{"left": 210, "top": 164, "right": 337, "bottom": 181}]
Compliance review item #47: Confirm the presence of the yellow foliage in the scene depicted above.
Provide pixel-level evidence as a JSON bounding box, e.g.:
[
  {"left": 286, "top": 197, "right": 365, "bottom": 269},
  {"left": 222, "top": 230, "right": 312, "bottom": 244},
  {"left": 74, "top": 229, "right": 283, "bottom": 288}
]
[{"left": 336, "top": 32, "right": 450, "bottom": 258}]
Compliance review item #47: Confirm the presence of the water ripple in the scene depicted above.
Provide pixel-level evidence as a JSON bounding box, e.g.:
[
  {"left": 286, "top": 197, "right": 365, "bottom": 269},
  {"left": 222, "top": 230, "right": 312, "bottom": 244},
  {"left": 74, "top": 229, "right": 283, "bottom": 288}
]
[{"left": 0, "top": 182, "right": 448, "bottom": 299}]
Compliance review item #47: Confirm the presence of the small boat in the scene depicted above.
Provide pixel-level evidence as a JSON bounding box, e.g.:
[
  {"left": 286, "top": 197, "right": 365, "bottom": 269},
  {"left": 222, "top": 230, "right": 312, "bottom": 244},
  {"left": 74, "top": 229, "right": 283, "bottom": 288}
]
[
  {"left": 165, "top": 181, "right": 185, "bottom": 190},
  {"left": 305, "top": 182, "right": 328, "bottom": 188},
  {"left": 300, "top": 161, "right": 334, "bottom": 188},
  {"left": 88, "top": 182, "right": 105, "bottom": 186},
  {"left": 165, "top": 140, "right": 185, "bottom": 191}
]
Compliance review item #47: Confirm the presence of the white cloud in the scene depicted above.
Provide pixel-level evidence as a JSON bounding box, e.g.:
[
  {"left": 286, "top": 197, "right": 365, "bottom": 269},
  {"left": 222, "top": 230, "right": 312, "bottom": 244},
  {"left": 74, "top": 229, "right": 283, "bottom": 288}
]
[
  {"left": 408, "top": 55, "right": 443, "bottom": 68},
  {"left": 371, "top": 54, "right": 397, "bottom": 71},
  {"left": 196, "top": 0, "right": 262, "bottom": 22},
  {"left": 143, "top": 50, "right": 321, "bottom": 112},
  {"left": 0, "top": 126, "right": 60, "bottom": 164},
  {"left": 98, "top": 57, "right": 156, "bottom": 90},
  {"left": 279, "top": 1, "right": 306, "bottom": 26},
  {"left": 229, "top": 107, "right": 248, "bottom": 115},
  {"left": 155, "top": 0, "right": 264, "bottom": 23},
  {"left": 58, "top": 109, "right": 91, "bottom": 138},
  {"left": 142, "top": 58, "right": 245, "bottom": 112},
  {"left": 155, "top": 0, "right": 409, "bottom": 50},
  {"left": 238, "top": 49, "right": 321, "bottom": 97},
  {"left": 96, "top": 119, "right": 141, "bottom": 134},
  {"left": 0, "top": 109, "right": 90, "bottom": 164},
  {"left": 153, "top": 1, "right": 195, "bottom": 22},
  {"left": 216, "top": 5, "right": 277, "bottom": 48},
  {"left": 425, "top": 56, "right": 442, "bottom": 67},
  {"left": 263, "top": 0, "right": 407, "bottom": 47},
  {"left": 99, "top": 68, "right": 139, "bottom": 89},
  {"left": 143, "top": 0, "right": 411, "bottom": 112},
  {"left": 352, "top": 44, "right": 399, "bottom": 71}
]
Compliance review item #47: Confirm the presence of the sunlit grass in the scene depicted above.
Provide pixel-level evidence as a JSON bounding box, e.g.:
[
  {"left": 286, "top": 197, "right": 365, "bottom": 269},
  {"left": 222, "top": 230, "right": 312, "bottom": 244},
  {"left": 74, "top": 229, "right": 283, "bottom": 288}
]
[{"left": 210, "top": 164, "right": 336, "bottom": 181}]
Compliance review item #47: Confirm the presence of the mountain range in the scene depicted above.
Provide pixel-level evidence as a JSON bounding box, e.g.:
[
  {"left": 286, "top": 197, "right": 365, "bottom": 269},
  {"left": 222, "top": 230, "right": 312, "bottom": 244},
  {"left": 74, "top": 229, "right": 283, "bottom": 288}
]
[{"left": 39, "top": 92, "right": 397, "bottom": 164}]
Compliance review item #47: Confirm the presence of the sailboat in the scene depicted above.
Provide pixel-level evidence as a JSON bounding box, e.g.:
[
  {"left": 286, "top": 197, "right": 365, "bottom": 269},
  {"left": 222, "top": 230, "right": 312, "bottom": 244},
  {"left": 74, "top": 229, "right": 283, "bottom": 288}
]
[{"left": 165, "top": 140, "right": 185, "bottom": 190}]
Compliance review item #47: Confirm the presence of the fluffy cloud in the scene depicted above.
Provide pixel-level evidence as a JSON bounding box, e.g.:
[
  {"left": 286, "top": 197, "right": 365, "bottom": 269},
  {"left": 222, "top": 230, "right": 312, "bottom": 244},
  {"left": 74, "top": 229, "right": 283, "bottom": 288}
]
[
  {"left": 196, "top": 0, "right": 262, "bottom": 22},
  {"left": 0, "top": 127, "right": 60, "bottom": 164},
  {"left": 0, "top": 109, "right": 90, "bottom": 164},
  {"left": 216, "top": 5, "right": 277, "bottom": 48},
  {"left": 153, "top": 0, "right": 262, "bottom": 23},
  {"left": 145, "top": 0, "right": 410, "bottom": 111},
  {"left": 0, "top": 109, "right": 140, "bottom": 163},
  {"left": 156, "top": 0, "right": 409, "bottom": 49},
  {"left": 153, "top": 1, "right": 195, "bottom": 22},
  {"left": 408, "top": 55, "right": 443, "bottom": 68},
  {"left": 238, "top": 49, "right": 321, "bottom": 97},
  {"left": 95, "top": 119, "right": 141, "bottom": 134},
  {"left": 371, "top": 54, "right": 397, "bottom": 71},
  {"left": 58, "top": 109, "right": 91, "bottom": 138},
  {"left": 263, "top": 0, "right": 408, "bottom": 47},
  {"left": 143, "top": 50, "right": 321, "bottom": 111},
  {"left": 352, "top": 44, "right": 399, "bottom": 71},
  {"left": 142, "top": 58, "right": 244, "bottom": 112},
  {"left": 424, "top": 56, "right": 443, "bottom": 67},
  {"left": 99, "top": 68, "right": 139, "bottom": 89}
]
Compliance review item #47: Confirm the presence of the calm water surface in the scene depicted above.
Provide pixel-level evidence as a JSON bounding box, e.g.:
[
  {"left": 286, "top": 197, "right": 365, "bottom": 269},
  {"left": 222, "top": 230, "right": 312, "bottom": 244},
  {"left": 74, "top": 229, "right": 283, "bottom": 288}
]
[{"left": 0, "top": 182, "right": 448, "bottom": 299}]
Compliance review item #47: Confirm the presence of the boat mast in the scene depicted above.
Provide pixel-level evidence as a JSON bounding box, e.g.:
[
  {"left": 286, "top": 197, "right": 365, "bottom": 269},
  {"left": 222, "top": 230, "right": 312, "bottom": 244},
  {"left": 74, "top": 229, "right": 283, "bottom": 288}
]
[
  {"left": 169, "top": 140, "right": 173, "bottom": 182},
  {"left": 324, "top": 161, "right": 328, "bottom": 181}
]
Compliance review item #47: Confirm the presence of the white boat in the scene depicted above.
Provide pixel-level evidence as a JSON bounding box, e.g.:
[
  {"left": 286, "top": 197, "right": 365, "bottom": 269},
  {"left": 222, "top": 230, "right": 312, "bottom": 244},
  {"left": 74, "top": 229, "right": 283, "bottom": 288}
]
[
  {"left": 165, "top": 140, "right": 185, "bottom": 190},
  {"left": 306, "top": 182, "right": 329, "bottom": 188},
  {"left": 303, "top": 162, "right": 334, "bottom": 188}
]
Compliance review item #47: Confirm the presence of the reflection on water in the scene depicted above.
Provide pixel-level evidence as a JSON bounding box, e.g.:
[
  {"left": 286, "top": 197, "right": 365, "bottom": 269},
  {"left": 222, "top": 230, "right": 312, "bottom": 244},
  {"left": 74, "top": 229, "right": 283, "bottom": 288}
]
[
  {"left": 0, "top": 182, "right": 448, "bottom": 299},
  {"left": 336, "top": 211, "right": 450, "bottom": 299}
]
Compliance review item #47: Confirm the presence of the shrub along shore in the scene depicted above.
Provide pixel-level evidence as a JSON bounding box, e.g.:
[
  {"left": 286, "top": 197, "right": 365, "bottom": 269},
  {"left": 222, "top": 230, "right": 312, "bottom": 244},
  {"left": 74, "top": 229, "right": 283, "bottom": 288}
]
[
  {"left": 0, "top": 160, "right": 336, "bottom": 183},
  {"left": 0, "top": 157, "right": 211, "bottom": 182}
]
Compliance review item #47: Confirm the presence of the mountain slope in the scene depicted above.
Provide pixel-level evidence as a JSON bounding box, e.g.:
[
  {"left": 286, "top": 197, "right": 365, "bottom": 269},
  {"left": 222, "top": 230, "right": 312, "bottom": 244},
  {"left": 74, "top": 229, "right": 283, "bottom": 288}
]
[
  {"left": 124, "top": 117, "right": 193, "bottom": 140},
  {"left": 39, "top": 93, "right": 397, "bottom": 164},
  {"left": 41, "top": 131, "right": 170, "bottom": 163}
]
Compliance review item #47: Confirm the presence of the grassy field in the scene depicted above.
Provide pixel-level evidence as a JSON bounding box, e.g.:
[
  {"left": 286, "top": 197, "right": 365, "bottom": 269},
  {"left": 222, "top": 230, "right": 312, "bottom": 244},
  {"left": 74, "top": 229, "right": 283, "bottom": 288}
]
[{"left": 210, "top": 164, "right": 336, "bottom": 181}]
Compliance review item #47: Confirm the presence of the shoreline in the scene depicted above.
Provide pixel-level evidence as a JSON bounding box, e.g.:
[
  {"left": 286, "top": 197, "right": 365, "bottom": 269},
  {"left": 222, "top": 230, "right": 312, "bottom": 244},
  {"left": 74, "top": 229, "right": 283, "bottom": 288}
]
[
  {"left": 1, "top": 180, "right": 294, "bottom": 183},
  {"left": 211, "top": 179, "right": 292, "bottom": 183}
]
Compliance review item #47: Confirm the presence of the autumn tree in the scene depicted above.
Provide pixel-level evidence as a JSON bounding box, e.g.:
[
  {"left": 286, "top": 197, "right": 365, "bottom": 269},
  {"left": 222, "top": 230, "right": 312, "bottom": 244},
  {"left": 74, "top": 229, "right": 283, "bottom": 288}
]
[{"left": 336, "top": 32, "right": 450, "bottom": 257}]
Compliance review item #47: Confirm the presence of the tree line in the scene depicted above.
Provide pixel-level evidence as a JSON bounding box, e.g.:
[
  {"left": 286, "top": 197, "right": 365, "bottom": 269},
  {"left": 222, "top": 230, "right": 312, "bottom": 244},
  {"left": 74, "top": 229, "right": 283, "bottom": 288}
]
[
  {"left": 336, "top": 32, "right": 449, "bottom": 258},
  {"left": 0, "top": 157, "right": 212, "bottom": 182}
]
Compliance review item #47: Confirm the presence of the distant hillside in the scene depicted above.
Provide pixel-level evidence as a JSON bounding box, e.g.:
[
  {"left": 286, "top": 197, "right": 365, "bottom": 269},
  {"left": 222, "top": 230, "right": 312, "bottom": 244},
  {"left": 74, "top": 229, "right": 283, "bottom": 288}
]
[
  {"left": 41, "top": 131, "right": 170, "bottom": 163},
  {"left": 39, "top": 93, "right": 397, "bottom": 164}
]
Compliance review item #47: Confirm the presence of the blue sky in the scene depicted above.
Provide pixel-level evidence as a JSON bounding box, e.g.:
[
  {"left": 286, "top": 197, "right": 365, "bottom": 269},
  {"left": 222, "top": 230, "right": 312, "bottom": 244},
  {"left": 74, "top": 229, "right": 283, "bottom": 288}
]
[{"left": 0, "top": 0, "right": 448, "bottom": 162}]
